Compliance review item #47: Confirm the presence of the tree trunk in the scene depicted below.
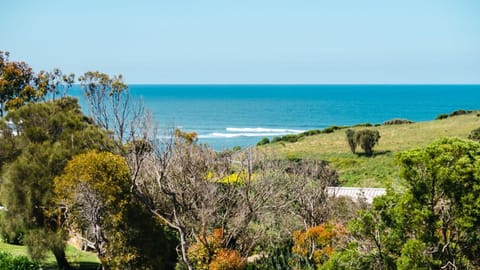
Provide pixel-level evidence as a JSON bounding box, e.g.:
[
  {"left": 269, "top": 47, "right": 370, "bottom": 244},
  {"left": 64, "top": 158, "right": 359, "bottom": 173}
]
[
  {"left": 178, "top": 228, "right": 193, "bottom": 270},
  {"left": 52, "top": 247, "right": 72, "bottom": 270}
]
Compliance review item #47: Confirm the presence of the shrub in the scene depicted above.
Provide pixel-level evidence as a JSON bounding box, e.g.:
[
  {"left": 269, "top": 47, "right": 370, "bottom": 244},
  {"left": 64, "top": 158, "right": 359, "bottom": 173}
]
[
  {"left": 256, "top": 137, "right": 270, "bottom": 146},
  {"left": 383, "top": 119, "right": 413, "bottom": 125},
  {"left": 280, "top": 134, "right": 300, "bottom": 143},
  {"left": 352, "top": 123, "right": 373, "bottom": 128},
  {"left": 209, "top": 249, "right": 245, "bottom": 270},
  {"left": 271, "top": 136, "right": 282, "bottom": 143},
  {"left": 0, "top": 212, "right": 24, "bottom": 245},
  {"left": 302, "top": 129, "right": 322, "bottom": 136},
  {"left": 292, "top": 223, "right": 347, "bottom": 267},
  {"left": 345, "top": 129, "right": 356, "bottom": 154},
  {"left": 468, "top": 127, "right": 480, "bottom": 142},
  {"left": 355, "top": 129, "right": 380, "bottom": 156},
  {"left": 449, "top": 109, "right": 472, "bottom": 117},
  {"left": 435, "top": 113, "right": 449, "bottom": 120},
  {"left": 0, "top": 252, "right": 42, "bottom": 270},
  {"left": 437, "top": 110, "right": 473, "bottom": 120},
  {"left": 322, "top": 126, "right": 342, "bottom": 134}
]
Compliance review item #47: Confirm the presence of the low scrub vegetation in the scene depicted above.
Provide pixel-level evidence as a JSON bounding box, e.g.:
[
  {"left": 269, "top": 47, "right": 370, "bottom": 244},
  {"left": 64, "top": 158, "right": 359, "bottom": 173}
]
[
  {"left": 0, "top": 252, "right": 42, "bottom": 270},
  {"left": 383, "top": 118, "right": 413, "bottom": 125}
]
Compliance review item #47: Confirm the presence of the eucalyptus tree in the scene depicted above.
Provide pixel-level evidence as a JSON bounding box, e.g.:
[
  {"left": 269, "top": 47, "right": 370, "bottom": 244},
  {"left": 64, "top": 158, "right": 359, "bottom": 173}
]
[{"left": 0, "top": 98, "right": 108, "bottom": 269}]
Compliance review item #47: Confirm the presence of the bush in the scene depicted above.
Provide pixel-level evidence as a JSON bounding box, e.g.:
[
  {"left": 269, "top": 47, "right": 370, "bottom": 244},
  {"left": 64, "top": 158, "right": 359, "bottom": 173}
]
[
  {"left": 469, "top": 127, "right": 480, "bottom": 142},
  {"left": 256, "top": 137, "right": 270, "bottom": 146},
  {"left": 209, "top": 249, "right": 245, "bottom": 270},
  {"left": 436, "top": 110, "right": 474, "bottom": 120},
  {"left": 302, "top": 129, "right": 322, "bottom": 136},
  {"left": 435, "top": 113, "right": 449, "bottom": 120},
  {"left": 352, "top": 123, "right": 373, "bottom": 128},
  {"left": 383, "top": 119, "right": 413, "bottom": 125},
  {"left": 322, "top": 126, "right": 342, "bottom": 134},
  {"left": 271, "top": 136, "right": 282, "bottom": 143},
  {"left": 449, "top": 109, "right": 472, "bottom": 117},
  {"left": 284, "top": 134, "right": 302, "bottom": 142},
  {"left": 0, "top": 252, "right": 42, "bottom": 270},
  {"left": 345, "top": 129, "right": 356, "bottom": 154},
  {"left": 355, "top": 129, "right": 380, "bottom": 156},
  {"left": 0, "top": 212, "right": 24, "bottom": 245}
]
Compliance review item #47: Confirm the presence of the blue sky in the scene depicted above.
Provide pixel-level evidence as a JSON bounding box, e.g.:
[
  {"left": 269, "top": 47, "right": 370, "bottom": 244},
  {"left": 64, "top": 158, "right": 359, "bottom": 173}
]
[{"left": 2, "top": 0, "right": 479, "bottom": 84}]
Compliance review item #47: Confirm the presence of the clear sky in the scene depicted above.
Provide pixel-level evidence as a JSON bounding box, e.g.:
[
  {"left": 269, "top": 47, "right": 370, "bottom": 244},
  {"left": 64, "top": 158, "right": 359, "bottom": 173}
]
[{"left": 2, "top": 0, "right": 479, "bottom": 84}]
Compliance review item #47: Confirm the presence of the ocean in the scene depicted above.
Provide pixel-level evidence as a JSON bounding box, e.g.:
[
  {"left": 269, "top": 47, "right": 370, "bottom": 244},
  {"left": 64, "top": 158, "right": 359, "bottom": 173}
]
[{"left": 73, "top": 85, "right": 480, "bottom": 150}]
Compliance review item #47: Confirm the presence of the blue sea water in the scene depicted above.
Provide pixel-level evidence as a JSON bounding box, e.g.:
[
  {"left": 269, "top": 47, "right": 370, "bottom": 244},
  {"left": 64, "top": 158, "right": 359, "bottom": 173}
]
[{"left": 73, "top": 85, "right": 480, "bottom": 150}]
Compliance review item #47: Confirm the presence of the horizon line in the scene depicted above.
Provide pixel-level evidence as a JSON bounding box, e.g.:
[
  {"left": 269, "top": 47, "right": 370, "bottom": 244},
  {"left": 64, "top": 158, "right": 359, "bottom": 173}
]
[{"left": 123, "top": 82, "right": 480, "bottom": 86}]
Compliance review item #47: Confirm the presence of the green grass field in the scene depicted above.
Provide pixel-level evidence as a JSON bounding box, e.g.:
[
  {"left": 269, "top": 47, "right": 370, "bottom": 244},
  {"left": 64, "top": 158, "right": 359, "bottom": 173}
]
[
  {"left": 0, "top": 240, "right": 100, "bottom": 269},
  {"left": 263, "top": 113, "right": 480, "bottom": 188}
]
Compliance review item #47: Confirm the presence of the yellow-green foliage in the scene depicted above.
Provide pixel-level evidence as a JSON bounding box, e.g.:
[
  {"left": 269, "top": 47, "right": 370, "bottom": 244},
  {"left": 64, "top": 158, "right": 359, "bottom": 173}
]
[
  {"left": 207, "top": 171, "right": 255, "bottom": 184},
  {"left": 218, "top": 171, "right": 250, "bottom": 184},
  {"left": 54, "top": 151, "right": 134, "bottom": 269},
  {"left": 55, "top": 151, "right": 131, "bottom": 211}
]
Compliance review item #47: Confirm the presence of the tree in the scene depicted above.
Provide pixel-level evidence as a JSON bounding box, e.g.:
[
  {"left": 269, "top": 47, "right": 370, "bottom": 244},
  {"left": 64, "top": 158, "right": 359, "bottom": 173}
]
[
  {"left": 55, "top": 150, "right": 178, "bottom": 270},
  {"left": 0, "top": 50, "right": 37, "bottom": 117},
  {"left": 395, "top": 137, "right": 480, "bottom": 269},
  {"left": 130, "top": 135, "right": 340, "bottom": 269},
  {"left": 78, "top": 71, "right": 146, "bottom": 149},
  {"left": 35, "top": 69, "right": 75, "bottom": 100},
  {"left": 345, "top": 129, "right": 356, "bottom": 154},
  {"left": 355, "top": 129, "right": 380, "bottom": 156},
  {"left": 0, "top": 98, "right": 108, "bottom": 269},
  {"left": 55, "top": 151, "right": 132, "bottom": 269}
]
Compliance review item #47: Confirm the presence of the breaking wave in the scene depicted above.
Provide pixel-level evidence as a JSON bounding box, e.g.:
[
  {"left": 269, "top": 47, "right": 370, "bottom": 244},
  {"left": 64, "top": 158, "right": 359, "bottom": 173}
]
[{"left": 198, "top": 127, "right": 305, "bottom": 139}]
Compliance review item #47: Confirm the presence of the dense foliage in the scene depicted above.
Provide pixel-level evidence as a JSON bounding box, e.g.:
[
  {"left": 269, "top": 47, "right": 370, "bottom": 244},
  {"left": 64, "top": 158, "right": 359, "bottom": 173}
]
[
  {"left": 0, "top": 251, "right": 42, "bottom": 270},
  {"left": 344, "top": 129, "right": 380, "bottom": 156},
  {"left": 2, "top": 50, "right": 480, "bottom": 270}
]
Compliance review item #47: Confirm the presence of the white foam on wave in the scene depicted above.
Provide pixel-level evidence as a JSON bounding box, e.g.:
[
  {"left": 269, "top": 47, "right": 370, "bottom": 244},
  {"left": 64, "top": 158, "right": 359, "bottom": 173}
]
[
  {"left": 199, "top": 132, "right": 290, "bottom": 139},
  {"left": 226, "top": 127, "right": 305, "bottom": 133},
  {"left": 199, "top": 127, "right": 305, "bottom": 139}
]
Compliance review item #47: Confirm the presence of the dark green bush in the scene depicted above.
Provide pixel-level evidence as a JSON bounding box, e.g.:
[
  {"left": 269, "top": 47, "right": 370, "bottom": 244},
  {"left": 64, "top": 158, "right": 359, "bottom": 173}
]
[
  {"left": 322, "top": 126, "right": 342, "bottom": 134},
  {"left": 271, "top": 136, "right": 282, "bottom": 143},
  {"left": 355, "top": 129, "right": 380, "bottom": 156},
  {"left": 281, "top": 134, "right": 300, "bottom": 143},
  {"left": 383, "top": 119, "right": 413, "bottom": 125},
  {"left": 352, "top": 123, "right": 373, "bottom": 128},
  {"left": 0, "top": 252, "right": 42, "bottom": 270},
  {"left": 0, "top": 212, "right": 24, "bottom": 245},
  {"left": 256, "top": 137, "right": 270, "bottom": 146},
  {"left": 437, "top": 109, "right": 474, "bottom": 120},
  {"left": 436, "top": 113, "right": 449, "bottom": 120},
  {"left": 345, "top": 129, "right": 357, "bottom": 154},
  {"left": 302, "top": 129, "right": 322, "bottom": 136},
  {"left": 449, "top": 109, "right": 472, "bottom": 117},
  {"left": 469, "top": 127, "right": 480, "bottom": 142}
]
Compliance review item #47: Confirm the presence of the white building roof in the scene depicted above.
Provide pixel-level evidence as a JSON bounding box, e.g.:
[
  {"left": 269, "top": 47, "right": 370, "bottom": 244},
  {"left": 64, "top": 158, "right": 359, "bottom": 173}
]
[{"left": 327, "top": 187, "right": 386, "bottom": 204}]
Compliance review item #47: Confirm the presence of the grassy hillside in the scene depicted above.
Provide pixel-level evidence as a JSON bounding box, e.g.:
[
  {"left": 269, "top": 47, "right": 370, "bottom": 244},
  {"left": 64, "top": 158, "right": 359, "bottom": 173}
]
[{"left": 263, "top": 113, "right": 480, "bottom": 188}]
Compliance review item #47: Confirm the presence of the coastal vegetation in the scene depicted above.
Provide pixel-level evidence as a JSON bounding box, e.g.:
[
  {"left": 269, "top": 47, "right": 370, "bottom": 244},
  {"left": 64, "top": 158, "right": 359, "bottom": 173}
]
[
  {"left": 2, "top": 50, "right": 480, "bottom": 270},
  {"left": 262, "top": 111, "right": 480, "bottom": 187}
]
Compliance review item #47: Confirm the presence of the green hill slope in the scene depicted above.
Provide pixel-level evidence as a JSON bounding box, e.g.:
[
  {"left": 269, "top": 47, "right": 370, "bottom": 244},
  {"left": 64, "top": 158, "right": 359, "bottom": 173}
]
[{"left": 262, "top": 113, "right": 480, "bottom": 188}]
